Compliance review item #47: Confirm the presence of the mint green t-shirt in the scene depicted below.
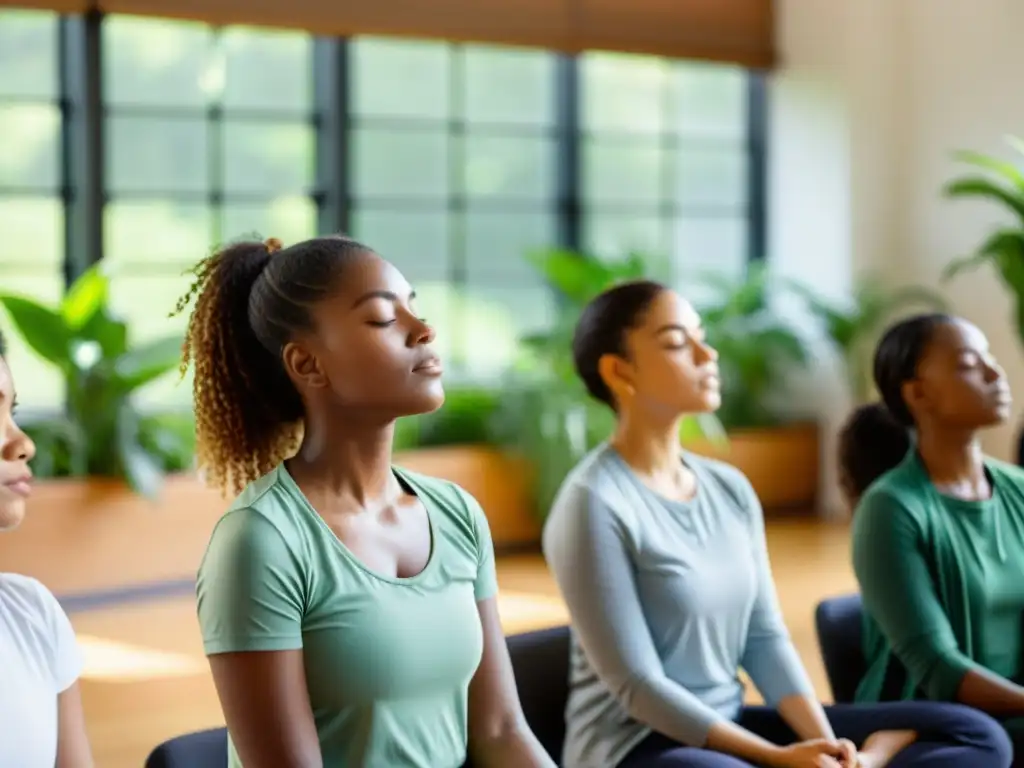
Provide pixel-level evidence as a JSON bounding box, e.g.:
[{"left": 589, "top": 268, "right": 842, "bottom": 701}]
[{"left": 196, "top": 463, "right": 499, "bottom": 768}]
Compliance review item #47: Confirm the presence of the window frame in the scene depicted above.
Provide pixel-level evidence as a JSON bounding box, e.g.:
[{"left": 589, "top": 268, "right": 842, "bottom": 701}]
[{"left": 4, "top": 9, "right": 767, "bottom": 409}]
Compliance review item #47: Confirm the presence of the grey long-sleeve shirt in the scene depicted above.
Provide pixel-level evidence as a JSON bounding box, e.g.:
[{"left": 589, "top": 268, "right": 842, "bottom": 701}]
[{"left": 542, "top": 445, "right": 813, "bottom": 768}]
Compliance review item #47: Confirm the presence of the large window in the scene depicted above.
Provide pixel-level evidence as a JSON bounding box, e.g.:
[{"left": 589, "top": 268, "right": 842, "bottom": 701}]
[
  {"left": 0, "top": 9, "right": 65, "bottom": 410},
  {"left": 349, "top": 38, "right": 559, "bottom": 377},
  {"left": 580, "top": 52, "right": 750, "bottom": 304},
  {"left": 0, "top": 12, "right": 765, "bottom": 410},
  {"left": 101, "top": 16, "right": 317, "bottom": 404}
]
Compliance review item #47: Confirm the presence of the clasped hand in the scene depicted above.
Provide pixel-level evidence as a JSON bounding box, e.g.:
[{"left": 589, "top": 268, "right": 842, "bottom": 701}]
[{"left": 769, "top": 737, "right": 865, "bottom": 768}]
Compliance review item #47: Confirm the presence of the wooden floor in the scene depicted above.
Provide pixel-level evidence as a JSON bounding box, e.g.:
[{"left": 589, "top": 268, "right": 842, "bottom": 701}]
[{"left": 68, "top": 518, "right": 857, "bottom": 767}]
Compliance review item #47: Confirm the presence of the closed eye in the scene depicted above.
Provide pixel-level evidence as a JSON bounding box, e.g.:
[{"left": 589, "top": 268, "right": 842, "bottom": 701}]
[{"left": 367, "top": 320, "right": 396, "bottom": 328}]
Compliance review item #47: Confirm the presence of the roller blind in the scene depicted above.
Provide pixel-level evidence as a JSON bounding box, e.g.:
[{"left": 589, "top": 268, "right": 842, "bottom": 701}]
[{"left": 1, "top": 0, "right": 776, "bottom": 67}]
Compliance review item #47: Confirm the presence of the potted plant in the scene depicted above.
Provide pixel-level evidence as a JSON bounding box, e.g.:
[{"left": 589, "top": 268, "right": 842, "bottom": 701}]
[
  {"left": 939, "top": 136, "right": 1024, "bottom": 462},
  {"left": 686, "top": 263, "right": 821, "bottom": 511},
  {"left": 0, "top": 265, "right": 223, "bottom": 597},
  {"left": 793, "top": 277, "right": 947, "bottom": 403}
]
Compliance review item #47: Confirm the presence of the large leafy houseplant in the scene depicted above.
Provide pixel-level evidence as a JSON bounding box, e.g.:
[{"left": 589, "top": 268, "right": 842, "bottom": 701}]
[
  {"left": 697, "top": 263, "right": 810, "bottom": 430},
  {"left": 792, "top": 278, "right": 947, "bottom": 402},
  {"left": 940, "top": 136, "right": 1024, "bottom": 344},
  {"left": 0, "top": 265, "right": 194, "bottom": 498},
  {"left": 492, "top": 249, "right": 725, "bottom": 518}
]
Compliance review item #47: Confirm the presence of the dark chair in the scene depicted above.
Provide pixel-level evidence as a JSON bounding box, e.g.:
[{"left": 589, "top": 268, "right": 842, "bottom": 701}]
[
  {"left": 144, "top": 626, "right": 571, "bottom": 768},
  {"left": 814, "top": 594, "right": 865, "bottom": 703},
  {"left": 506, "top": 624, "right": 571, "bottom": 762},
  {"left": 144, "top": 726, "right": 227, "bottom": 768}
]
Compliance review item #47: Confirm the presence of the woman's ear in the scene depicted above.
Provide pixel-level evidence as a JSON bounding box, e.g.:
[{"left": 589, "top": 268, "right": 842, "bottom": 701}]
[
  {"left": 598, "top": 353, "right": 635, "bottom": 404},
  {"left": 282, "top": 340, "right": 329, "bottom": 391},
  {"left": 900, "top": 378, "right": 924, "bottom": 420}
]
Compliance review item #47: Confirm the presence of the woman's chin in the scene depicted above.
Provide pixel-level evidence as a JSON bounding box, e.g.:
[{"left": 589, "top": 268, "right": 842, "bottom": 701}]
[
  {"left": 402, "top": 385, "right": 446, "bottom": 417},
  {"left": 697, "top": 391, "right": 722, "bottom": 413},
  {"left": 0, "top": 499, "right": 26, "bottom": 532}
]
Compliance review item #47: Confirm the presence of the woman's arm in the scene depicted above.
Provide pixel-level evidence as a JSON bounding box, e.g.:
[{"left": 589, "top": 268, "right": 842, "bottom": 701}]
[
  {"left": 776, "top": 695, "right": 916, "bottom": 768},
  {"left": 774, "top": 697, "right": 918, "bottom": 768},
  {"left": 55, "top": 681, "right": 94, "bottom": 768},
  {"left": 733, "top": 478, "right": 826, "bottom": 740},
  {"left": 28, "top": 577, "right": 94, "bottom": 768},
  {"left": 776, "top": 694, "right": 837, "bottom": 742},
  {"left": 198, "top": 509, "right": 318, "bottom": 767},
  {"left": 466, "top": 598, "right": 555, "bottom": 768},
  {"left": 954, "top": 667, "right": 1024, "bottom": 716},
  {"left": 542, "top": 483, "right": 788, "bottom": 765},
  {"left": 853, "top": 490, "right": 1024, "bottom": 714},
  {"left": 208, "top": 651, "right": 321, "bottom": 768}
]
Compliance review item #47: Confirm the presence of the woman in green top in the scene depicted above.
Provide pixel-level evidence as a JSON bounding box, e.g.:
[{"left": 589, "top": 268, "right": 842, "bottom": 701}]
[
  {"left": 176, "top": 235, "right": 555, "bottom": 768},
  {"left": 848, "top": 311, "right": 1024, "bottom": 753}
]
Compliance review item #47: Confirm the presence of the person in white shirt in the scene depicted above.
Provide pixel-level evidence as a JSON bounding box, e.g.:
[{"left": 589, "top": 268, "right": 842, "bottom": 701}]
[{"left": 0, "top": 329, "right": 94, "bottom": 767}]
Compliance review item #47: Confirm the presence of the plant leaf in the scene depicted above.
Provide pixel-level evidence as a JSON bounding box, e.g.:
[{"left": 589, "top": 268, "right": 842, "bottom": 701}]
[
  {"left": 943, "top": 230, "right": 1024, "bottom": 282},
  {"left": 81, "top": 311, "right": 129, "bottom": 359},
  {"left": 942, "top": 253, "right": 989, "bottom": 281},
  {"left": 1005, "top": 135, "right": 1024, "bottom": 161},
  {"left": 116, "top": 405, "right": 164, "bottom": 499},
  {"left": 138, "top": 414, "right": 195, "bottom": 473},
  {"left": 943, "top": 177, "right": 1024, "bottom": 220},
  {"left": 61, "top": 264, "right": 109, "bottom": 331},
  {"left": 952, "top": 150, "right": 1024, "bottom": 190},
  {"left": 0, "top": 294, "right": 70, "bottom": 368},
  {"left": 113, "top": 335, "right": 184, "bottom": 391}
]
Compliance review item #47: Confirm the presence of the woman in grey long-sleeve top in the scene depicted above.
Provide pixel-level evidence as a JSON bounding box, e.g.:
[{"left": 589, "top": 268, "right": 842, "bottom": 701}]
[{"left": 542, "top": 280, "right": 1011, "bottom": 768}]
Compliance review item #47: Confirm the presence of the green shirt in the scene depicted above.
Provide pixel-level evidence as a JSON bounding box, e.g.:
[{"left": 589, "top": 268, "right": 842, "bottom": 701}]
[
  {"left": 852, "top": 451, "right": 1024, "bottom": 704},
  {"left": 196, "top": 463, "right": 499, "bottom": 768}
]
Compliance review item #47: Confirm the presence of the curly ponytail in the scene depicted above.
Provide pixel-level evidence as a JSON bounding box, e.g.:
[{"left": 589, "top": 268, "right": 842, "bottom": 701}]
[{"left": 174, "top": 234, "right": 371, "bottom": 495}]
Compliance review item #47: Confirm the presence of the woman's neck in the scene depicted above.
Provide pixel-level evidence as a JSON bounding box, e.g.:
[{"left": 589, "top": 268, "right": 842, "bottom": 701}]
[
  {"left": 609, "top": 409, "right": 684, "bottom": 477},
  {"left": 915, "top": 424, "right": 989, "bottom": 498},
  {"left": 290, "top": 415, "right": 396, "bottom": 505}
]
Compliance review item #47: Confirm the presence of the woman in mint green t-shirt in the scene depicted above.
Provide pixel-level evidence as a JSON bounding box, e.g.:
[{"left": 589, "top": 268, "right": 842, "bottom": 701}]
[
  {"left": 847, "top": 312, "right": 1024, "bottom": 754},
  {"left": 175, "top": 235, "right": 554, "bottom": 768}
]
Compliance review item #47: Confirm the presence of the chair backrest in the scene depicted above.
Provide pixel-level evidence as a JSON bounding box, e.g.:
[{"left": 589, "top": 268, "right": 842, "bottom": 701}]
[
  {"left": 506, "top": 624, "right": 571, "bottom": 763},
  {"left": 814, "top": 594, "right": 865, "bottom": 703},
  {"left": 144, "top": 726, "right": 227, "bottom": 768}
]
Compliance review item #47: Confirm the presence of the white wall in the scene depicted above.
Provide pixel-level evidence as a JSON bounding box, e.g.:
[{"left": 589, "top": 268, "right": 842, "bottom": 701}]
[{"left": 771, "top": 0, "right": 1024, "bottom": 517}]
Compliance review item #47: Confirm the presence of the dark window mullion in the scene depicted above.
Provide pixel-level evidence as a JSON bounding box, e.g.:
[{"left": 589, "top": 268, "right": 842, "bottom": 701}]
[
  {"left": 746, "top": 71, "right": 768, "bottom": 265},
  {"left": 59, "top": 10, "right": 104, "bottom": 286},
  {"left": 553, "top": 54, "right": 580, "bottom": 253},
  {"left": 313, "top": 37, "right": 350, "bottom": 235}
]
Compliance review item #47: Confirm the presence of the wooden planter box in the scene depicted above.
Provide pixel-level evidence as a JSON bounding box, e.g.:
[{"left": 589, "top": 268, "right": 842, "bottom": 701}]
[
  {"left": 0, "top": 446, "right": 537, "bottom": 600},
  {"left": 0, "top": 429, "right": 815, "bottom": 601},
  {"left": 687, "top": 422, "right": 820, "bottom": 512}
]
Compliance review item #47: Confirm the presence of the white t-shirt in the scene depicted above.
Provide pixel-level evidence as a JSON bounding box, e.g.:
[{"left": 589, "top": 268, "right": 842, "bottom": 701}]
[{"left": 0, "top": 573, "right": 83, "bottom": 767}]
